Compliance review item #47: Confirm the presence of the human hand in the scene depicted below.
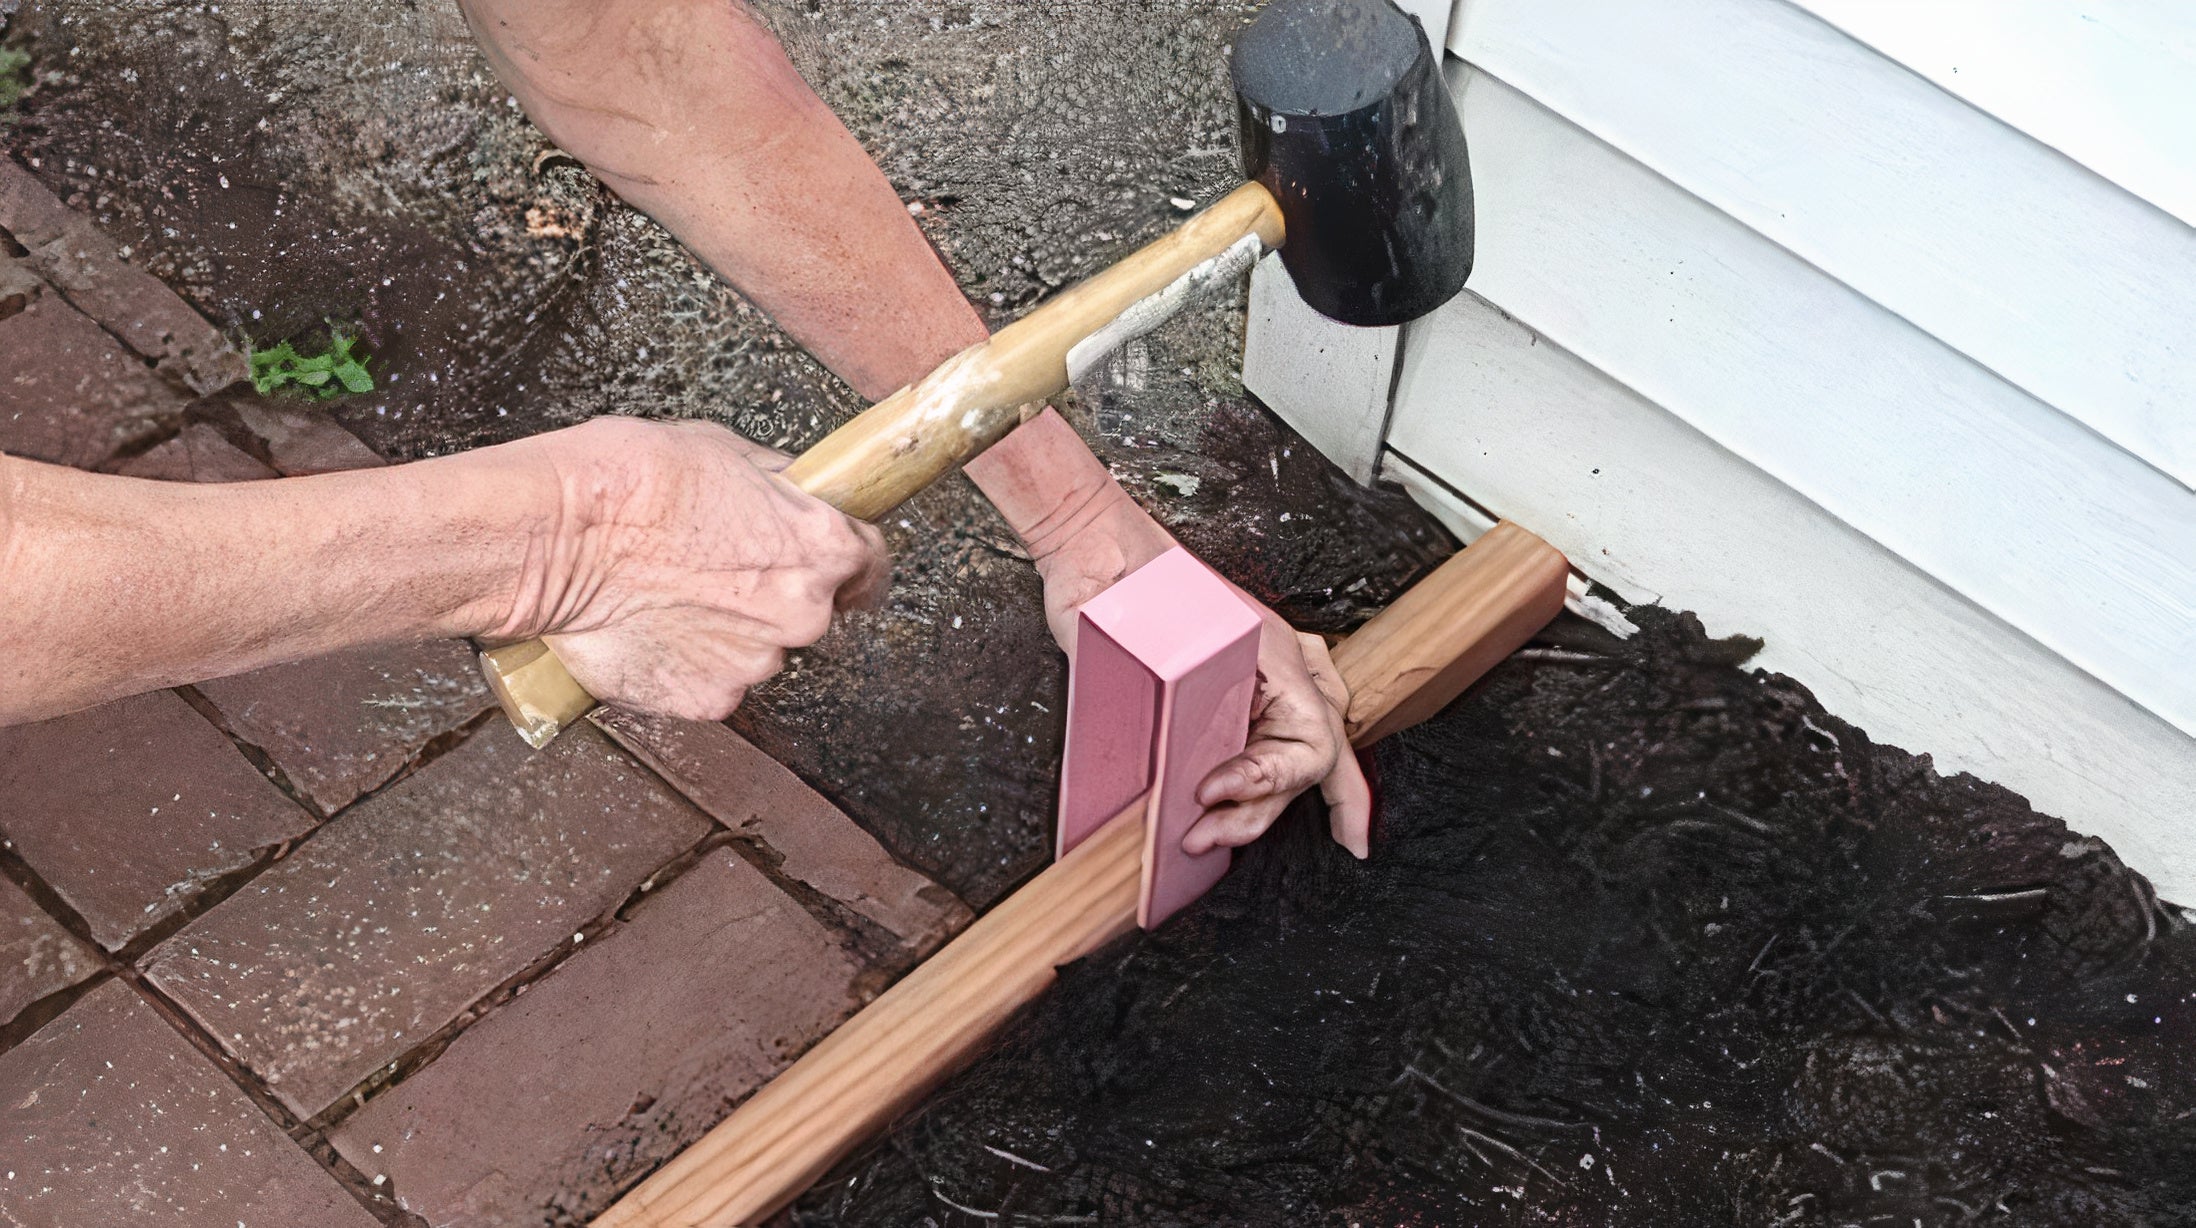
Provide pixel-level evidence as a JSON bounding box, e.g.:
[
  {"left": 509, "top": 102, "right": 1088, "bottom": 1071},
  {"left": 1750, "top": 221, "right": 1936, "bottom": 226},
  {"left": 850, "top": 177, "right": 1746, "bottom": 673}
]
[
  {"left": 503, "top": 417, "right": 887, "bottom": 721},
  {"left": 1186, "top": 620, "right": 1372, "bottom": 860},
  {"left": 1027, "top": 488, "right": 1371, "bottom": 860}
]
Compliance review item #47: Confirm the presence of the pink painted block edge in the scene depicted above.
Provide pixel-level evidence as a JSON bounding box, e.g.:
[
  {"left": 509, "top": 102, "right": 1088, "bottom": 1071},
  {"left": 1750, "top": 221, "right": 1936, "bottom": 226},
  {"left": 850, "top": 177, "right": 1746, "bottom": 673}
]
[
  {"left": 1056, "top": 547, "right": 1262, "bottom": 930},
  {"left": 1055, "top": 621, "right": 1159, "bottom": 860},
  {"left": 1077, "top": 548, "right": 1262, "bottom": 683},
  {"left": 1138, "top": 624, "right": 1259, "bottom": 929}
]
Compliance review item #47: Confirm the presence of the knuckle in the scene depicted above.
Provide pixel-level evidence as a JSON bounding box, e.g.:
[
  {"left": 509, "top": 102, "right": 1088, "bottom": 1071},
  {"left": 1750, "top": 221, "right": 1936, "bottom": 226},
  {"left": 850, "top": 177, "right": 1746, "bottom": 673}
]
[
  {"left": 837, "top": 533, "right": 883, "bottom": 580},
  {"left": 700, "top": 684, "right": 747, "bottom": 721},
  {"left": 797, "top": 498, "right": 848, "bottom": 541},
  {"left": 784, "top": 603, "right": 834, "bottom": 648}
]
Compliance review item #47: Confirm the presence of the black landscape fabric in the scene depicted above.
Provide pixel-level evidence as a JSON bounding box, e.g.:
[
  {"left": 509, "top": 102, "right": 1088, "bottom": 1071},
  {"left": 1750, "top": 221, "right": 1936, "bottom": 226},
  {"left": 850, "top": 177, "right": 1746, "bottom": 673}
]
[{"left": 800, "top": 609, "right": 2196, "bottom": 1227}]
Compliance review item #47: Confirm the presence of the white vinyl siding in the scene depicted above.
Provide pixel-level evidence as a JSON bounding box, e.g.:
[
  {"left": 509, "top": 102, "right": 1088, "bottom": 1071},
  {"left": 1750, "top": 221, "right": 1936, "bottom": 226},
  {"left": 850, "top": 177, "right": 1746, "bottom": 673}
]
[
  {"left": 1426, "top": 65, "right": 2196, "bottom": 738},
  {"left": 1792, "top": 0, "right": 2196, "bottom": 228},
  {"left": 1254, "top": 1, "right": 2196, "bottom": 897},
  {"left": 1387, "top": 295, "right": 2196, "bottom": 902},
  {"left": 1448, "top": 0, "right": 2196, "bottom": 488}
]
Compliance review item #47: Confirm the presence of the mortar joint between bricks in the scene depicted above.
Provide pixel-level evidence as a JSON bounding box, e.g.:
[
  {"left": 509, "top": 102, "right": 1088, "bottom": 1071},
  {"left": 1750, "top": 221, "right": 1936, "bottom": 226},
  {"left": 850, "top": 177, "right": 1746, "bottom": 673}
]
[
  {"left": 0, "top": 836, "right": 111, "bottom": 962},
  {"left": 107, "top": 839, "right": 298, "bottom": 968},
  {"left": 119, "top": 969, "right": 418, "bottom": 1225},
  {"left": 172, "top": 684, "right": 327, "bottom": 819},
  {"left": 298, "top": 828, "right": 726, "bottom": 1136},
  {"left": 317, "top": 706, "right": 506, "bottom": 821},
  {"left": 601, "top": 741, "right": 927, "bottom": 966},
  {"left": 0, "top": 973, "right": 116, "bottom": 1057},
  {"left": 708, "top": 827, "right": 923, "bottom": 972}
]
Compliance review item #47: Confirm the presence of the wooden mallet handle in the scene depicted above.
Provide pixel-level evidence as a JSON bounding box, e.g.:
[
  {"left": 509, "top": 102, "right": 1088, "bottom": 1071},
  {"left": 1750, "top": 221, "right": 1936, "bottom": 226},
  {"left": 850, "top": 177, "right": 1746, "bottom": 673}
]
[{"left": 481, "top": 182, "right": 1287, "bottom": 748}]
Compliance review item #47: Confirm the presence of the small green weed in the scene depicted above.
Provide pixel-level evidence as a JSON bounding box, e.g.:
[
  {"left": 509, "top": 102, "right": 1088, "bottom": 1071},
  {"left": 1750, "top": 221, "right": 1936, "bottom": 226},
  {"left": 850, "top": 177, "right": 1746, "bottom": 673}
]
[
  {"left": 0, "top": 46, "right": 32, "bottom": 113},
  {"left": 249, "top": 331, "right": 374, "bottom": 400}
]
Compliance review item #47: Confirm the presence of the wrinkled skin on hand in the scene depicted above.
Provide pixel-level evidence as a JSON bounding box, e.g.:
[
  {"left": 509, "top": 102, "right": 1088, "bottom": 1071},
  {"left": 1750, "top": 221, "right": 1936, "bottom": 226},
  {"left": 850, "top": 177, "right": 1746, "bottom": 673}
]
[
  {"left": 1028, "top": 482, "right": 1372, "bottom": 861},
  {"left": 506, "top": 417, "right": 887, "bottom": 721},
  {"left": 1194, "top": 626, "right": 1370, "bottom": 860},
  {"left": 462, "top": 0, "right": 1363, "bottom": 855}
]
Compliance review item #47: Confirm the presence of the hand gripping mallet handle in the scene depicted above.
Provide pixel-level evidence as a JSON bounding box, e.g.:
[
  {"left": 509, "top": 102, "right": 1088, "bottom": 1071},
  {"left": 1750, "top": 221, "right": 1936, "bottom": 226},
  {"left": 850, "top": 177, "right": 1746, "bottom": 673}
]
[
  {"left": 485, "top": 0, "right": 1479, "bottom": 748},
  {"left": 479, "top": 184, "right": 1288, "bottom": 748}
]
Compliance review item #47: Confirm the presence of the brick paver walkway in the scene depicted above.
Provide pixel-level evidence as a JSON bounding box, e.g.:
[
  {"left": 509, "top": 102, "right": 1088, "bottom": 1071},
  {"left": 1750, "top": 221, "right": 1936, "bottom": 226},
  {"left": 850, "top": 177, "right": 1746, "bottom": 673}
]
[{"left": 1, "top": 160, "right": 972, "bottom": 1226}]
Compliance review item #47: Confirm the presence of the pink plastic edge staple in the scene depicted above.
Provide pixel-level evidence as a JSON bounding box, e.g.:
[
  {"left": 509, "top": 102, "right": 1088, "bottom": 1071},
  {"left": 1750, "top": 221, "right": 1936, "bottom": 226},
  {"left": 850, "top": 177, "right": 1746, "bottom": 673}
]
[{"left": 1057, "top": 547, "right": 1263, "bottom": 930}]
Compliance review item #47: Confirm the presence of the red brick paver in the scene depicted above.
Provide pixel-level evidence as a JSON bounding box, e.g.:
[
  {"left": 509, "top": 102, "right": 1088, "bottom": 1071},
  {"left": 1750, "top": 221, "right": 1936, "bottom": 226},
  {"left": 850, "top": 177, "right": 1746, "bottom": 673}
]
[
  {"left": 1, "top": 157, "right": 991, "bottom": 1225},
  {"left": 0, "top": 979, "right": 380, "bottom": 1228},
  {"left": 0, "top": 159, "right": 242, "bottom": 396},
  {"left": 230, "top": 399, "right": 388, "bottom": 476},
  {"left": 116, "top": 421, "right": 277, "bottom": 483},
  {"left": 143, "top": 722, "right": 712, "bottom": 1118},
  {"left": 329, "top": 847, "right": 865, "bottom": 1226},
  {"left": 99, "top": 407, "right": 471, "bottom": 818},
  {"left": 0, "top": 288, "right": 182, "bottom": 468},
  {"left": 598, "top": 708, "right": 972, "bottom": 955},
  {"left": 195, "top": 639, "right": 496, "bottom": 816},
  {"left": 0, "top": 875, "right": 98, "bottom": 1025},
  {"left": 0, "top": 689, "right": 316, "bottom": 951}
]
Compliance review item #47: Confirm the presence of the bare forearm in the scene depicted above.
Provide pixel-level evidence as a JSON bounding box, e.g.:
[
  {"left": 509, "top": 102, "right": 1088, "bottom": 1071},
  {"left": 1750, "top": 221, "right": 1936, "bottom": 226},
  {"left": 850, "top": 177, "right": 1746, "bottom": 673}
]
[
  {"left": 460, "top": 0, "right": 986, "bottom": 402},
  {"left": 461, "top": 0, "right": 1176, "bottom": 625},
  {"left": 964, "top": 411, "right": 1172, "bottom": 572},
  {"left": 0, "top": 446, "right": 555, "bottom": 723},
  {"left": 451, "top": 0, "right": 1364, "bottom": 849}
]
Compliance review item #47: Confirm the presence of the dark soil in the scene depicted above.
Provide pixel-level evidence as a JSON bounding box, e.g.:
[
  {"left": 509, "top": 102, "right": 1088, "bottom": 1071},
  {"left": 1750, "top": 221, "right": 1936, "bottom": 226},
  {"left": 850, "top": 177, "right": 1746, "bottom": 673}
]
[{"left": 799, "top": 609, "right": 2196, "bottom": 1227}]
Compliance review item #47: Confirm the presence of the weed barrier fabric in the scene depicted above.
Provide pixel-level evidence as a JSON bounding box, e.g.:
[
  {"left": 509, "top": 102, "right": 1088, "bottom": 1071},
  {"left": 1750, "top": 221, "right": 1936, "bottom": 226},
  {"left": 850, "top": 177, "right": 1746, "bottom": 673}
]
[{"left": 796, "top": 610, "right": 2196, "bottom": 1226}]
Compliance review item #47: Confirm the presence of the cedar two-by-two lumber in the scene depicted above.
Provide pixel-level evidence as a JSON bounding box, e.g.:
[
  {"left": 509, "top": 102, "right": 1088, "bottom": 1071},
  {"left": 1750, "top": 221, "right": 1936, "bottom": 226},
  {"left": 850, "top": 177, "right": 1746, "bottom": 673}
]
[{"left": 592, "top": 521, "right": 1570, "bottom": 1228}]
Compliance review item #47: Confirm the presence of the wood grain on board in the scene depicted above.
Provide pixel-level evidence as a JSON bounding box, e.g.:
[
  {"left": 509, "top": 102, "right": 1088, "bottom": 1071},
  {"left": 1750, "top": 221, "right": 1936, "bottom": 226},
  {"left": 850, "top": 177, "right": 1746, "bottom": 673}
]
[{"left": 593, "top": 525, "right": 1568, "bottom": 1227}]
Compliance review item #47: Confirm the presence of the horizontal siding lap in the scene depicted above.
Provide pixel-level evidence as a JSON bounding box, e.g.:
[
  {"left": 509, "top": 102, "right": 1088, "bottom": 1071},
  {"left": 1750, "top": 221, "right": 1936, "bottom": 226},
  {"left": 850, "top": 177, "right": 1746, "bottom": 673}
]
[
  {"left": 1424, "top": 62, "right": 2195, "bottom": 737},
  {"left": 1791, "top": 0, "right": 2196, "bottom": 229},
  {"left": 1447, "top": 0, "right": 2196, "bottom": 488},
  {"left": 1385, "top": 295, "right": 2196, "bottom": 903}
]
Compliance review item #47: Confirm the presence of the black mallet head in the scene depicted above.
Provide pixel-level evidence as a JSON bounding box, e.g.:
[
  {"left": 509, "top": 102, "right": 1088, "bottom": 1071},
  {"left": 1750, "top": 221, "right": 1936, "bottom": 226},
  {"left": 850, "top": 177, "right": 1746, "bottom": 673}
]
[{"left": 1231, "top": 0, "right": 1474, "bottom": 328}]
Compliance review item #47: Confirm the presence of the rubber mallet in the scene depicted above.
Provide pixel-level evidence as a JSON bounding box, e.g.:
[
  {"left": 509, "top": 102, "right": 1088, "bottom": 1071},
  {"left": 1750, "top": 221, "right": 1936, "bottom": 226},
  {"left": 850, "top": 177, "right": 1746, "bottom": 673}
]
[{"left": 482, "top": 0, "right": 1475, "bottom": 748}]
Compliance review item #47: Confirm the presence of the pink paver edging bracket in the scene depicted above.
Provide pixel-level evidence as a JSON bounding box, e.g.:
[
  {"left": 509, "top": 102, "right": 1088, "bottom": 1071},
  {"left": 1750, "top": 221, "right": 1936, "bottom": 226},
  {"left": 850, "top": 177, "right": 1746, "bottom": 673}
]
[{"left": 1057, "top": 547, "right": 1263, "bottom": 929}]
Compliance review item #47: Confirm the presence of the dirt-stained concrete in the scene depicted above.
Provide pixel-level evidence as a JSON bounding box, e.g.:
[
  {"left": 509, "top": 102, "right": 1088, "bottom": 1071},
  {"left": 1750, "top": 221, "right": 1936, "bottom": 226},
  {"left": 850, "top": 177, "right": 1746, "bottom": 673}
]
[{"left": 4, "top": 0, "right": 1450, "bottom": 906}]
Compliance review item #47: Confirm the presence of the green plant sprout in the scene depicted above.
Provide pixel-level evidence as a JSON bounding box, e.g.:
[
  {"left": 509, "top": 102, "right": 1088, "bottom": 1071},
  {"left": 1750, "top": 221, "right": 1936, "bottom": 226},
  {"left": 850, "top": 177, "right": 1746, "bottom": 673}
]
[
  {"left": 249, "top": 331, "right": 374, "bottom": 400},
  {"left": 0, "top": 46, "right": 32, "bottom": 113}
]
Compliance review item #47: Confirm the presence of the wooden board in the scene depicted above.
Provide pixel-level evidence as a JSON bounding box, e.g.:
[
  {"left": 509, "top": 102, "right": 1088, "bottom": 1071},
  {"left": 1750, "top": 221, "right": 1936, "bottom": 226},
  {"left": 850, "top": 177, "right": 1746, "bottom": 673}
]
[
  {"left": 592, "top": 796, "right": 1147, "bottom": 1228},
  {"left": 592, "top": 524, "right": 1569, "bottom": 1227},
  {"left": 1385, "top": 289, "right": 2196, "bottom": 904},
  {"left": 1441, "top": 65, "right": 2196, "bottom": 740},
  {"left": 1448, "top": 0, "right": 2196, "bottom": 487},
  {"left": 1332, "top": 522, "right": 1568, "bottom": 746}
]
